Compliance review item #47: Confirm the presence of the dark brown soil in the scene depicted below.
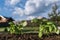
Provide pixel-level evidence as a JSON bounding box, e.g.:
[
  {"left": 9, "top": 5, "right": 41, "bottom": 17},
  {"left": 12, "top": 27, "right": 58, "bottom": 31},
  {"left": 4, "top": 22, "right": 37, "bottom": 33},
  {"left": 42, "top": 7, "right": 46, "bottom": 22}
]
[{"left": 0, "top": 33, "right": 60, "bottom": 40}]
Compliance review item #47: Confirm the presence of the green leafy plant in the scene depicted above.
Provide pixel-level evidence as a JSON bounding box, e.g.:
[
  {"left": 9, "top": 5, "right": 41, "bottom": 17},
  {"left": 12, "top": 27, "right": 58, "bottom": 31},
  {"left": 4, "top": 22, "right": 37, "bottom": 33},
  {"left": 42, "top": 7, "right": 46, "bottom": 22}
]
[
  {"left": 5, "top": 21, "right": 27, "bottom": 34},
  {"left": 38, "top": 21, "right": 60, "bottom": 38}
]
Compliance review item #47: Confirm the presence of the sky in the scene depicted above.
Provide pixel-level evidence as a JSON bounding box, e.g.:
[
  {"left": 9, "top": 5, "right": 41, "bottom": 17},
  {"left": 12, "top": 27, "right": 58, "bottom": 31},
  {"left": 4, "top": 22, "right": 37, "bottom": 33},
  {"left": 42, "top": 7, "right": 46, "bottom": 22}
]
[{"left": 0, "top": 0, "right": 60, "bottom": 21}]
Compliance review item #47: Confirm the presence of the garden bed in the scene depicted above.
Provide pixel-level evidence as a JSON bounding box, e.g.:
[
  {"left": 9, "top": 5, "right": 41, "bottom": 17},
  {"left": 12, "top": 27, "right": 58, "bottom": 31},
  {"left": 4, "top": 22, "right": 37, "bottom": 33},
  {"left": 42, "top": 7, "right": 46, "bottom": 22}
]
[{"left": 0, "top": 33, "right": 60, "bottom": 40}]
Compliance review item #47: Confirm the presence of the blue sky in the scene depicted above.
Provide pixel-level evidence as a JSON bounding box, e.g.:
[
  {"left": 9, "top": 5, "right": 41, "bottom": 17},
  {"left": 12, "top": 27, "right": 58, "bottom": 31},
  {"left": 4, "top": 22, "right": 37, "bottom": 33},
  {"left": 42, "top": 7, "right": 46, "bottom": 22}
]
[{"left": 0, "top": 0, "right": 60, "bottom": 21}]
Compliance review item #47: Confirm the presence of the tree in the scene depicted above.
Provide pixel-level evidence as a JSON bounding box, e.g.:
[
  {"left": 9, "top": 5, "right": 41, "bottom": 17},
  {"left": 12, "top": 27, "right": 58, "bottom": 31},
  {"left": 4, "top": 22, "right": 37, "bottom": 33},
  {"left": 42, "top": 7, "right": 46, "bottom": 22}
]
[{"left": 48, "top": 4, "right": 60, "bottom": 26}]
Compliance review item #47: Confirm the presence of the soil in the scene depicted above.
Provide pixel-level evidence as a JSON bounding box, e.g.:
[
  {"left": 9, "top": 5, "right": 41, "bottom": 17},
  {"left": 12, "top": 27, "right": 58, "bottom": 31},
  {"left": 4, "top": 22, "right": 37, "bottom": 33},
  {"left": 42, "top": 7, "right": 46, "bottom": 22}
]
[{"left": 0, "top": 33, "right": 60, "bottom": 40}]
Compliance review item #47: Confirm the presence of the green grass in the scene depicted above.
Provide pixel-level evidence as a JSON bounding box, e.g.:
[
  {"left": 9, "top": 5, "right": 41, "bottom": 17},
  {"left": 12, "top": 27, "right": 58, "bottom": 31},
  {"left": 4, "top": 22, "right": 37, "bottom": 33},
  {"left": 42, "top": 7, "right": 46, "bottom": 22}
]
[
  {"left": 0, "top": 27, "right": 39, "bottom": 33},
  {"left": 0, "top": 27, "right": 5, "bottom": 32},
  {"left": 23, "top": 27, "right": 39, "bottom": 30},
  {"left": 22, "top": 27, "right": 39, "bottom": 33}
]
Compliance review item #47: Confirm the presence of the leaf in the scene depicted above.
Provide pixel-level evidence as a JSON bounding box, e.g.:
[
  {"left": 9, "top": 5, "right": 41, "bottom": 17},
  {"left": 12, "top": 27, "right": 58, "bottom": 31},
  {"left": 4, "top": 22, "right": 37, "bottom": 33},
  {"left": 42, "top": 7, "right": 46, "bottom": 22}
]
[
  {"left": 39, "top": 25, "right": 44, "bottom": 31},
  {"left": 49, "top": 26, "right": 52, "bottom": 32},
  {"left": 22, "top": 21, "right": 27, "bottom": 26},
  {"left": 56, "top": 30, "right": 60, "bottom": 34},
  {"left": 7, "top": 28, "right": 10, "bottom": 31},
  {"left": 45, "top": 29, "right": 49, "bottom": 34},
  {"left": 47, "top": 22, "right": 53, "bottom": 25},
  {"left": 52, "top": 24, "right": 57, "bottom": 31},
  {"left": 38, "top": 31, "right": 43, "bottom": 38}
]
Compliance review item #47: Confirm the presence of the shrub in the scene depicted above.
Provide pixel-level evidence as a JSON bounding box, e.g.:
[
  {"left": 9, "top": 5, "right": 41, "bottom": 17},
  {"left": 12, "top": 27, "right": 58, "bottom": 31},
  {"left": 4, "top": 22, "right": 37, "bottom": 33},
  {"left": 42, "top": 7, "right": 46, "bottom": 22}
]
[
  {"left": 5, "top": 21, "right": 27, "bottom": 34},
  {"left": 38, "top": 21, "right": 60, "bottom": 38}
]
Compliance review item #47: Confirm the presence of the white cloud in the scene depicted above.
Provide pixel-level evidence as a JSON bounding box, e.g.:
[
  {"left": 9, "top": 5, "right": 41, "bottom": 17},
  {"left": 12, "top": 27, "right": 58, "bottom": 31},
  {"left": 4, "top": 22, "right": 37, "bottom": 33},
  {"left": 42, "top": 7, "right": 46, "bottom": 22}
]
[
  {"left": 5, "top": 0, "right": 21, "bottom": 6},
  {"left": 44, "top": 0, "right": 59, "bottom": 6},
  {"left": 24, "top": 0, "right": 59, "bottom": 15},
  {"left": 24, "top": 0, "right": 41, "bottom": 15},
  {"left": 26, "top": 16, "right": 36, "bottom": 20},
  {"left": 13, "top": 7, "right": 24, "bottom": 16},
  {"left": 12, "top": 0, "right": 60, "bottom": 20},
  {"left": 13, "top": 0, "right": 43, "bottom": 16},
  {"left": 13, "top": 0, "right": 60, "bottom": 16}
]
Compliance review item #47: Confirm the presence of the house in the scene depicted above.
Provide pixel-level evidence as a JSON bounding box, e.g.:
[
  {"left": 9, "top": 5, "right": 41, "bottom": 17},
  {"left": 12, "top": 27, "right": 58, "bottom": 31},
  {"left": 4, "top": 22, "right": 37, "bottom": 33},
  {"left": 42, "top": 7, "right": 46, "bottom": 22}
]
[{"left": 0, "top": 15, "right": 14, "bottom": 27}]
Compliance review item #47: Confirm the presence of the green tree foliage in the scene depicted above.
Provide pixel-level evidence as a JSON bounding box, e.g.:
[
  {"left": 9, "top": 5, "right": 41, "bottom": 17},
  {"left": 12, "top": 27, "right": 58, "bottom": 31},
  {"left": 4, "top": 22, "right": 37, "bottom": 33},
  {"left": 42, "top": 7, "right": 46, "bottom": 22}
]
[{"left": 48, "top": 4, "right": 60, "bottom": 26}]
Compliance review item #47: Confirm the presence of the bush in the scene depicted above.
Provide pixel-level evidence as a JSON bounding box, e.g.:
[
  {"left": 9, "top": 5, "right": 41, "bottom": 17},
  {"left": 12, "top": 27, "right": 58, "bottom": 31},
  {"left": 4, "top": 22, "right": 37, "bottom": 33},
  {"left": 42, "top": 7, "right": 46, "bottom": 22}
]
[
  {"left": 5, "top": 21, "right": 27, "bottom": 34},
  {"left": 38, "top": 21, "right": 60, "bottom": 38}
]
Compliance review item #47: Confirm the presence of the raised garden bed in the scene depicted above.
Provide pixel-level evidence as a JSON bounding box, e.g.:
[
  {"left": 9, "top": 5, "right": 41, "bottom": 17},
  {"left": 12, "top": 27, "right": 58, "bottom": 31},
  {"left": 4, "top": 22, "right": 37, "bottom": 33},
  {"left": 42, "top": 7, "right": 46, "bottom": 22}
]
[{"left": 0, "top": 33, "right": 60, "bottom": 40}]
